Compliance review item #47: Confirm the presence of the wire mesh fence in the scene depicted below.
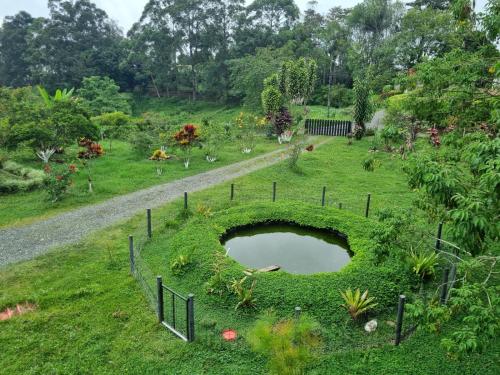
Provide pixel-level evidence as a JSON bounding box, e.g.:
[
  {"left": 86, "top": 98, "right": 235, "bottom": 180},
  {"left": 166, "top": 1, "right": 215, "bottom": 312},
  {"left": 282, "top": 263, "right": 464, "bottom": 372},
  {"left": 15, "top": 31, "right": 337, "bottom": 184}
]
[{"left": 127, "top": 181, "right": 445, "bottom": 345}]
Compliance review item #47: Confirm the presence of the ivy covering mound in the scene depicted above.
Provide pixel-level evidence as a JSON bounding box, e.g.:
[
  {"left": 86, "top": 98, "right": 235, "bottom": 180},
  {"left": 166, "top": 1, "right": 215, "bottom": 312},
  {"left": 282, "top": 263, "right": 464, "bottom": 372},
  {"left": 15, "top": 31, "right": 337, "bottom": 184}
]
[{"left": 150, "top": 202, "right": 412, "bottom": 325}]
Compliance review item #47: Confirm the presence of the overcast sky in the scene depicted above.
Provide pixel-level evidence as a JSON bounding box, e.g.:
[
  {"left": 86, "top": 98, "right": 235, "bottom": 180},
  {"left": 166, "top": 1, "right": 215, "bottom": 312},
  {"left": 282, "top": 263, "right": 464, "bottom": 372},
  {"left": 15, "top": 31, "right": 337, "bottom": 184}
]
[{"left": 0, "top": 0, "right": 489, "bottom": 33}]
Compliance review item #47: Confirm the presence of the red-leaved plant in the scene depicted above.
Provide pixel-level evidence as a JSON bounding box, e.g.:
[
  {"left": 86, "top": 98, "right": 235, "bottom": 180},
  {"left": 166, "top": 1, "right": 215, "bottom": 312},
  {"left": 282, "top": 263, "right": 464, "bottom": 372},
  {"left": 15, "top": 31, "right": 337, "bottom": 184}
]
[
  {"left": 43, "top": 163, "right": 77, "bottom": 202},
  {"left": 173, "top": 124, "right": 200, "bottom": 168}
]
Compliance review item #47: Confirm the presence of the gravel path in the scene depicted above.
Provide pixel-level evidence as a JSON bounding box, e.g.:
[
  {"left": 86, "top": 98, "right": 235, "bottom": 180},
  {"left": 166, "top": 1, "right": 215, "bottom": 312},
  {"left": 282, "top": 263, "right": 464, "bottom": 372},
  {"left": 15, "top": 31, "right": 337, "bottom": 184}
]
[{"left": 0, "top": 138, "right": 332, "bottom": 267}]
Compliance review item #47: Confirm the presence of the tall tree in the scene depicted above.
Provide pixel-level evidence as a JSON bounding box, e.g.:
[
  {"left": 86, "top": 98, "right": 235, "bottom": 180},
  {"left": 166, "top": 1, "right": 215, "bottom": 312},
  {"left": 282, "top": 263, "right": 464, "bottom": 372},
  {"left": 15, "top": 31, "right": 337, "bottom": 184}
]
[
  {"left": 27, "top": 0, "right": 124, "bottom": 90},
  {"left": 0, "top": 12, "right": 35, "bottom": 87}
]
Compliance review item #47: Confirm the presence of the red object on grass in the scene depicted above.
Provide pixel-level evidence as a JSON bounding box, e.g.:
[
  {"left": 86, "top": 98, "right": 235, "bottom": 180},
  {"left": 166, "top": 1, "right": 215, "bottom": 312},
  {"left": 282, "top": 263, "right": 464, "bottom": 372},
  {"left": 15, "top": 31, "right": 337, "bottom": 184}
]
[
  {"left": 0, "top": 302, "right": 36, "bottom": 321},
  {"left": 222, "top": 329, "right": 237, "bottom": 341}
]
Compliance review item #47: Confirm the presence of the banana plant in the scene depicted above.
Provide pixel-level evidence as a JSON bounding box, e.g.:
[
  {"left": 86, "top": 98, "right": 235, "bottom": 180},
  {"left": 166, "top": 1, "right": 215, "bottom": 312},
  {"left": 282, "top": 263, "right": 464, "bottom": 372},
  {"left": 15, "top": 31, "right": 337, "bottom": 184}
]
[
  {"left": 37, "top": 86, "right": 74, "bottom": 108},
  {"left": 340, "top": 288, "right": 378, "bottom": 320}
]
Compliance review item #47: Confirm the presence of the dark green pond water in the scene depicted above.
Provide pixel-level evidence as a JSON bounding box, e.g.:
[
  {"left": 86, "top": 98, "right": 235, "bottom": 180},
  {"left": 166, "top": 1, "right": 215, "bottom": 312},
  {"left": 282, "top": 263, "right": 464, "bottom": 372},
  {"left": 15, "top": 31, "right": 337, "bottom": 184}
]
[{"left": 222, "top": 223, "right": 351, "bottom": 275}]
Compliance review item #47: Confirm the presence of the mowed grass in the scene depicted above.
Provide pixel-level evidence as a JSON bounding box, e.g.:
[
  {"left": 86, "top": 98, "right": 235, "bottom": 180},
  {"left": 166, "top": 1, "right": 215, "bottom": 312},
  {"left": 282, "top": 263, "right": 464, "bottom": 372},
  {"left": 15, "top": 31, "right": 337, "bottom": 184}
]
[
  {"left": 1, "top": 100, "right": 349, "bottom": 228},
  {"left": 1, "top": 137, "right": 498, "bottom": 374}
]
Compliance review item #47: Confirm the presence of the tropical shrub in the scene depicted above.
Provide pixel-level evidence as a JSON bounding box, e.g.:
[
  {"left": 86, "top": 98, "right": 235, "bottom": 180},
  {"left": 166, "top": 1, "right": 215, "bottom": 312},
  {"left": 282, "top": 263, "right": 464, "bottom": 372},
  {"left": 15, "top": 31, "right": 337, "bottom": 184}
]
[
  {"left": 77, "top": 138, "right": 104, "bottom": 192},
  {"left": 77, "top": 138, "right": 104, "bottom": 159},
  {"left": 230, "top": 276, "right": 257, "bottom": 310},
  {"left": 362, "top": 156, "right": 380, "bottom": 171},
  {"left": 170, "top": 255, "right": 191, "bottom": 276},
  {"left": 43, "top": 163, "right": 77, "bottom": 202},
  {"left": 340, "top": 288, "right": 378, "bottom": 320},
  {"left": 248, "top": 312, "right": 322, "bottom": 375},
  {"left": 200, "top": 120, "right": 225, "bottom": 162},
  {"left": 205, "top": 251, "right": 230, "bottom": 297},
  {"left": 149, "top": 149, "right": 170, "bottom": 161},
  {"left": 408, "top": 250, "right": 439, "bottom": 280},
  {"left": 235, "top": 113, "right": 257, "bottom": 153},
  {"left": 129, "top": 131, "right": 156, "bottom": 157},
  {"left": 406, "top": 257, "right": 499, "bottom": 357},
  {"left": 404, "top": 135, "right": 499, "bottom": 255},
  {"left": 173, "top": 124, "right": 200, "bottom": 168}
]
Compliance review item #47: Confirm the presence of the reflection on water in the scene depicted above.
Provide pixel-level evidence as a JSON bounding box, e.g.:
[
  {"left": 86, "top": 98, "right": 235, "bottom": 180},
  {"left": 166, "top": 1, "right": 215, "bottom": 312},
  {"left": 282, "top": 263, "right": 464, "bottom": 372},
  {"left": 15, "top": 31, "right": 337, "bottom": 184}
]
[{"left": 222, "top": 223, "right": 351, "bottom": 275}]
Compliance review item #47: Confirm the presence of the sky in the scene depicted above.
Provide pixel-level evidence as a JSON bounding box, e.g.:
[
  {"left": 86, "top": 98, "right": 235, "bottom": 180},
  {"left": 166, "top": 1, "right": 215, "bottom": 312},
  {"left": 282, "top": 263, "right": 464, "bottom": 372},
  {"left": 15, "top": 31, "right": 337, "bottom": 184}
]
[{"left": 0, "top": 0, "right": 489, "bottom": 34}]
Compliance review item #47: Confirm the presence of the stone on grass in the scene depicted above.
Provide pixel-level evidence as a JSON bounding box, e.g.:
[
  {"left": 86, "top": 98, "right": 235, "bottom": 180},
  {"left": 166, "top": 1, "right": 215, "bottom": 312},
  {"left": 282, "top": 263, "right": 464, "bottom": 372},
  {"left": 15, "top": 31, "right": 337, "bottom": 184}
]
[{"left": 364, "top": 319, "right": 378, "bottom": 333}]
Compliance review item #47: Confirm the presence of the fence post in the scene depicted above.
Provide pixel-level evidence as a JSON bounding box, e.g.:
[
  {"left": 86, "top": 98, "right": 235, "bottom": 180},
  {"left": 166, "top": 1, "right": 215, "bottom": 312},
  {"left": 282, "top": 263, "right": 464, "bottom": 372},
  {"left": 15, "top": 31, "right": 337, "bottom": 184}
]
[
  {"left": 365, "top": 193, "right": 371, "bottom": 218},
  {"left": 187, "top": 294, "right": 195, "bottom": 342},
  {"left": 156, "top": 276, "right": 164, "bottom": 323},
  {"left": 395, "top": 295, "right": 406, "bottom": 346},
  {"left": 321, "top": 187, "right": 326, "bottom": 207},
  {"left": 184, "top": 191, "right": 188, "bottom": 210},
  {"left": 129, "top": 235, "right": 134, "bottom": 274},
  {"left": 445, "top": 263, "right": 457, "bottom": 304},
  {"left": 435, "top": 222, "right": 443, "bottom": 251},
  {"left": 230, "top": 183, "right": 234, "bottom": 201},
  {"left": 147, "top": 208, "right": 152, "bottom": 239},
  {"left": 295, "top": 306, "right": 302, "bottom": 320},
  {"left": 440, "top": 268, "right": 450, "bottom": 305},
  {"left": 272, "top": 182, "right": 277, "bottom": 202},
  {"left": 338, "top": 202, "right": 342, "bottom": 209}
]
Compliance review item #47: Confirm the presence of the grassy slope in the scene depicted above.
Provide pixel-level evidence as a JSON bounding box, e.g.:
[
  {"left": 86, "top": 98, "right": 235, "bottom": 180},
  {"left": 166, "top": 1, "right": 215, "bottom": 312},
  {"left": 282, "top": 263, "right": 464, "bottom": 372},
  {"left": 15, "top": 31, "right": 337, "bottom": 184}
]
[{"left": 1, "top": 138, "right": 497, "bottom": 374}]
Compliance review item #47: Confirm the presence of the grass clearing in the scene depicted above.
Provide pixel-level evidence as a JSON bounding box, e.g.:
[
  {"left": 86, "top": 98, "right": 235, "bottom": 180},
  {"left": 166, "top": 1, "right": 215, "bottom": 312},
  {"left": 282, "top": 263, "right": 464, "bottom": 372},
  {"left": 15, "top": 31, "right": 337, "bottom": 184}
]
[{"left": 1, "top": 137, "right": 497, "bottom": 374}]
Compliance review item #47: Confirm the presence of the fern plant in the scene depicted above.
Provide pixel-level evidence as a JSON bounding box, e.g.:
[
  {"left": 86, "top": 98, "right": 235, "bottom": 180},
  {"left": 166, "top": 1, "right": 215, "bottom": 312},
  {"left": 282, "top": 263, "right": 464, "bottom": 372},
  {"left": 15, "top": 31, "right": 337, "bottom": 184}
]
[{"left": 340, "top": 288, "right": 378, "bottom": 320}]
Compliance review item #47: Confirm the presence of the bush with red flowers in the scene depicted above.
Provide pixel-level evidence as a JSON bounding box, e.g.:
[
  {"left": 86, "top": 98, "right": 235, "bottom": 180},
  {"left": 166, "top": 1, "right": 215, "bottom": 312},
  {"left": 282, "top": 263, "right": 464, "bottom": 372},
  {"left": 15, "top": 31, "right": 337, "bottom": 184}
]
[{"left": 43, "top": 163, "right": 77, "bottom": 202}]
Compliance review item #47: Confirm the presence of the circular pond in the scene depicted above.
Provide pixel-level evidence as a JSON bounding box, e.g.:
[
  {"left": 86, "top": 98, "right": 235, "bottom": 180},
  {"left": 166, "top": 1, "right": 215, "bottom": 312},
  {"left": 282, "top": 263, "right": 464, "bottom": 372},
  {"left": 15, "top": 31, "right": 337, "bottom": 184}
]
[{"left": 222, "top": 223, "right": 351, "bottom": 275}]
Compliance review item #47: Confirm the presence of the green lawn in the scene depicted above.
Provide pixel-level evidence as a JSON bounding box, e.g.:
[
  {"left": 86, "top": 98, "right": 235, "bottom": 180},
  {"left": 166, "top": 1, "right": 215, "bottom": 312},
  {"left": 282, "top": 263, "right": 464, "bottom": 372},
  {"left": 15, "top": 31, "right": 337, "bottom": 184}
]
[
  {"left": 1, "top": 137, "right": 497, "bottom": 374},
  {"left": 0, "top": 137, "right": 283, "bottom": 228},
  {"left": 1, "top": 101, "right": 350, "bottom": 228}
]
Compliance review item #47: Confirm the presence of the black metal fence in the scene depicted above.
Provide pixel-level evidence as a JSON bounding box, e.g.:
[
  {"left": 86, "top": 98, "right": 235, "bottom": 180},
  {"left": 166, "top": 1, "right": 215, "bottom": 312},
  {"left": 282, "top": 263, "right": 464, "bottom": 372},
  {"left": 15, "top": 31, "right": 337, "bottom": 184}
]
[
  {"left": 157, "top": 276, "right": 195, "bottom": 342},
  {"left": 305, "top": 119, "right": 352, "bottom": 136},
  {"left": 128, "top": 182, "right": 445, "bottom": 345}
]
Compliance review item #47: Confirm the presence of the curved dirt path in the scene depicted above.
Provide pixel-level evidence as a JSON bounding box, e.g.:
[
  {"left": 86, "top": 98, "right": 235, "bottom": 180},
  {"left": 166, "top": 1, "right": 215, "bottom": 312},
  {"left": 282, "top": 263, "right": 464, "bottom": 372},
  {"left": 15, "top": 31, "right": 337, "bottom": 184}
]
[{"left": 0, "top": 138, "right": 332, "bottom": 267}]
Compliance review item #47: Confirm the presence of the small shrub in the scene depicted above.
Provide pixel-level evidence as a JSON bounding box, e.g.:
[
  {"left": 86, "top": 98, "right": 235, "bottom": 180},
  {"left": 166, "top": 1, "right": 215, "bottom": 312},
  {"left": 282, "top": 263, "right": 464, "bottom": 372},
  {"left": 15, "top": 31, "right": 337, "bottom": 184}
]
[
  {"left": 77, "top": 138, "right": 104, "bottom": 159},
  {"left": 230, "top": 276, "right": 257, "bottom": 310},
  {"left": 340, "top": 288, "right": 378, "bottom": 320},
  {"left": 129, "top": 131, "right": 156, "bottom": 157},
  {"left": 149, "top": 149, "right": 170, "bottom": 161},
  {"left": 287, "top": 139, "right": 305, "bottom": 172},
  {"left": 196, "top": 203, "right": 213, "bottom": 218},
  {"left": 408, "top": 250, "right": 439, "bottom": 280},
  {"left": 173, "top": 124, "right": 200, "bottom": 168},
  {"left": 362, "top": 156, "right": 380, "bottom": 171},
  {"left": 248, "top": 312, "right": 322, "bottom": 375},
  {"left": 43, "top": 163, "right": 77, "bottom": 202},
  {"left": 205, "top": 251, "right": 230, "bottom": 296},
  {"left": 170, "top": 255, "right": 191, "bottom": 276}
]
